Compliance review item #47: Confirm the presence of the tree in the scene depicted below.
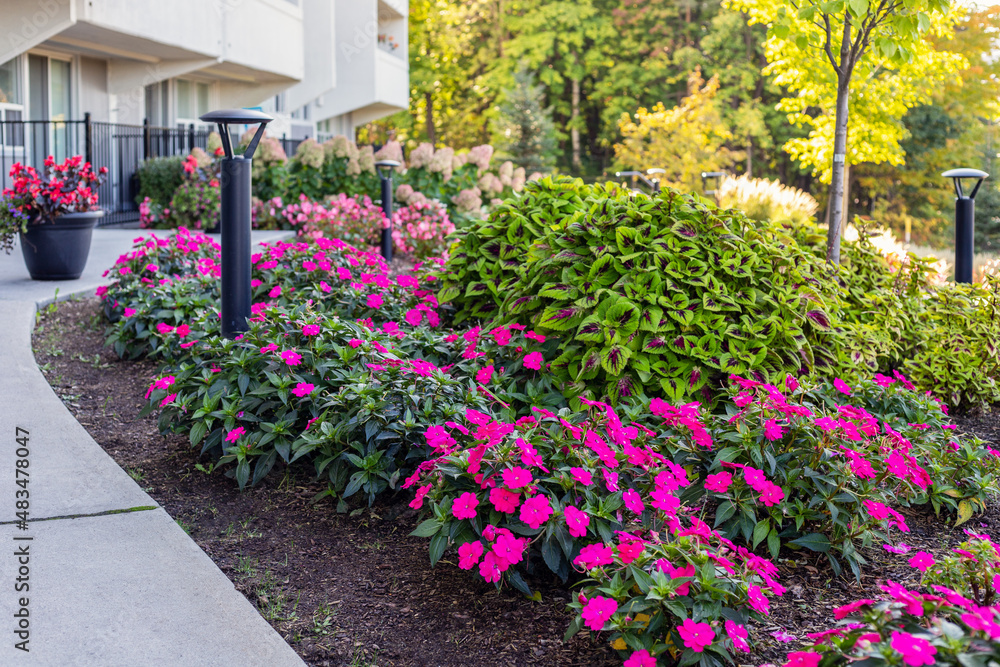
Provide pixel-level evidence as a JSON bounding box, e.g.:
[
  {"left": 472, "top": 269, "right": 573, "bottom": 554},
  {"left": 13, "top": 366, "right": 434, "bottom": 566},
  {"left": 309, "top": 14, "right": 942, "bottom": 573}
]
[
  {"left": 491, "top": 66, "right": 558, "bottom": 172},
  {"left": 613, "top": 70, "right": 738, "bottom": 192},
  {"left": 729, "top": 0, "right": 962, "bottom": 262}
]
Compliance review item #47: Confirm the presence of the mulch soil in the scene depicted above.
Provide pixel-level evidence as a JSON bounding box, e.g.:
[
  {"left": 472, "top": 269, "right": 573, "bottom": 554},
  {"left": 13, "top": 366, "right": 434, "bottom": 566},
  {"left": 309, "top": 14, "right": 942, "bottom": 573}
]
[{"left": 31, "top": 297, "right": 1000, "bottom": 667}]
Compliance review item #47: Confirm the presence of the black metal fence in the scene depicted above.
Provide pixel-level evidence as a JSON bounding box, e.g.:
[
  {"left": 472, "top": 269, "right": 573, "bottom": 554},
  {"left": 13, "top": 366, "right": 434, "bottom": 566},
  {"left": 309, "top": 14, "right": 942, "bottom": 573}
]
[{"left": 0, "top": 115, "right": 307, "bottom": 227}]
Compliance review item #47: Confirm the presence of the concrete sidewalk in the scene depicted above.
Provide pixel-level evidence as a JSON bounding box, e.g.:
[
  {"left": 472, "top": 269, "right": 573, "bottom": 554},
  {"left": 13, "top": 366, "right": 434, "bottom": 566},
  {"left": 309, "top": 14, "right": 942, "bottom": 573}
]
[{"left": 0, "top": 229, "right": 305, "bottom": 665}]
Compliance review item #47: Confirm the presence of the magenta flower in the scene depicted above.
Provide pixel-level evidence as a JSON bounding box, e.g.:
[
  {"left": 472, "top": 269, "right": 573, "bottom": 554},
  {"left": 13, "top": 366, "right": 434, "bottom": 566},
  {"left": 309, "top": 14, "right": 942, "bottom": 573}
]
[
  {"left": 570, "top": 467, "right": 594, "bottom": 486},
  {"left": 883, "top": 543, "right": 910, "bottom": 555},
  {"left": 408, "top": 483, "right": 431, "bottom": 510},
  {"left": 452, "top": 491, "right": 479, "bottom": 520},
  {"left": 156, "top": 322, "right": 175, "bottom": 335},
  {"left": 833, "top": 377, "right": 852, "bottom": 395},
  {"left": 747, "top": 585, "right": 769, "bottom": 615},
  {"left": 501, "top": 466, "right": 532, "bottom": 489},
  {"left": 225, "top": 426, "right": 245, "bottom": 443},
  {"left": 833, "top": 599, "right": 874, "bottom": 620},
  {"left": 269, "top": 285, "right": 282, "bottom": 298},
  {"left": 123, "top": 307, "right": 137, "bottom": 317},
  {"left": 492, "top": 533, "right": 525, "bottom": 568},
  {"left": 758, "top": 481, "right": 785, "bottom": 506},
  {"left": 523, "top": 351, "right": 543, "bottom": 370},
  {"left": 772, "top": 630, "right": 797, "bottom": 642},
  {"left": 678, "top": 618, "right": 715, "bottom": 653},
  {"left": 175, "top": 324, "right": 191, "bottom": 337},
  {"left": 704, "top": 471, "right": 732, "bottom": 493},
  {"left": 475, "top": 364, "right": 494, "bottom": 384},
  {"left": 580, "top": 596, "right": 617, "bottom": 631},
  {"left": 302, "top": 324, "right": 321, "bottom": 336},
  {"left": 478, "top": 551, "right": 501, "bottom": 583},
  {"left": 292, "top": 382, "right": 314, "bottom": 397},
  {"left": 725, "top": 620, "right": 749, "bottom": 652},
  {"left": 260, "top": 343, "right": 278, "bottom": 354},
  {"left": 280, "top": 350, "right": 303, "bottom": 366},
  {"left": 743, "top": 466, "right": 767, "bottom": 491},
  {"left": 909, "top": 551, "right": 935, "bottom": 572},
  {"left": 617, "top": 538, "right": 644, "bottom": 565},
  {"left": 564, "top": 505, "right": 590, "bottom": 538},
  {"left": 489, "top": 487, "right": 520, "bottom": 513},
  {"left": 458, "top": 540, "right": 484, "bottom": 570},
  {"left": 623, "top": 649, "right": 655, "bottom": 667},
  {"left": 404, "top": 308, "right": 423, "bottom": 326},
  {"left": 863, "top": 499, "right": 890, "bottom": 521},
  {"left": 890, "top": 631, "right": 937, "bottom": 666},
  {"left": 785, "top": 652, "right": 821, "bottom": 667},
  {"left": 519, "top": 494, "right": 553, "bottom": 529},
  {"left": 574, "top": 543, "right": 614, "bottom": 570},
  {"left": 160, "top": 392, "right": 178, "bottom": 407},
  {"left": 658, "top": 560, "right": 696, "bottom": 595},
  {"left": 366, "top": 293, "right": 383, "bottom": 309},
  {"left": 622, "top": 488, "right": 645, "bottom": 514}
]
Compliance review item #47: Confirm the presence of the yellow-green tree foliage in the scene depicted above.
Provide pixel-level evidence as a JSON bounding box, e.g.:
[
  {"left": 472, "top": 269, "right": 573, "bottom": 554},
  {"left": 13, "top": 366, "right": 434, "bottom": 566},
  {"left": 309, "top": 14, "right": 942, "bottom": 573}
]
[{"left": 613, "top": 72, "right": 738, "bottom": 193}]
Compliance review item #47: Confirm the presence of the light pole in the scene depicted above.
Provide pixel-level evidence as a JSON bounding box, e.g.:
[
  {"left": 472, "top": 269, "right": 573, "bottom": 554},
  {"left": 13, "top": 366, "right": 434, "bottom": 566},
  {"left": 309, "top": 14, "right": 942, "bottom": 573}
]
[
  {"left": 375, "top": 159, "right": 400, "bottom": 261},
  {"left": 942, "top": 168, "right": 989, "bottom": 284},
  {"left": 701, "top": 171, "right": 725, "bottom": 197},
  {"left": 199, "top": 108, "right": 273, "bottom": 338}
]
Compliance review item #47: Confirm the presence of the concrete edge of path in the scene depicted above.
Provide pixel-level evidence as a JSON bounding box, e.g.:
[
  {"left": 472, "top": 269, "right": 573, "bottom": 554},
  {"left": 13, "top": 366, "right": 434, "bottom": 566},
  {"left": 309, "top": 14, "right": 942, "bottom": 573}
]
[{"left": 0, "top": 228, "right": 306, "bottom": 665}]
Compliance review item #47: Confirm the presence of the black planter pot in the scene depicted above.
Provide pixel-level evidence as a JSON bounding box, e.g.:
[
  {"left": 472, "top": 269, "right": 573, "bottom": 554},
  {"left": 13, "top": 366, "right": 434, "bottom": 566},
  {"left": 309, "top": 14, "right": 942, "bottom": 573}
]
[{"left": 20, "top": 210, "right": 104, "bottom": 280}]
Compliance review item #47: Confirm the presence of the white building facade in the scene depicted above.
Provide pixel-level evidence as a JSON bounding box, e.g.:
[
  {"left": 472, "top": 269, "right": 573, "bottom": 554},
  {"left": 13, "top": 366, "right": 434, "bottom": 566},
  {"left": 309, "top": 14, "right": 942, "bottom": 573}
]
[{"left": 0, "top": 0, "right": 409, "bottom": 140}]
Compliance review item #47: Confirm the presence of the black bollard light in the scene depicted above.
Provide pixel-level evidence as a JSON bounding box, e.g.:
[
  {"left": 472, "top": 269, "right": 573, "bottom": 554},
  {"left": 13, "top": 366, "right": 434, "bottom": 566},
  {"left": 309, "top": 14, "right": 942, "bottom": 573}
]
[
  {"left": 942, "top": 168, "right": 989, "bottom": 284},
  {"left": 375, "top": 159, "right": 400, "bottom": 261},
  {"left": 200, "top": 108, "right": 273, "bottom": 338}
]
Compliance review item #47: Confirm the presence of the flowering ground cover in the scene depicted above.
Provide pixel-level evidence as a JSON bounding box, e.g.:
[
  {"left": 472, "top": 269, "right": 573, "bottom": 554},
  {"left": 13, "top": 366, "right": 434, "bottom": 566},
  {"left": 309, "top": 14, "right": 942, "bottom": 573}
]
[
  {"left": 29, "top": 298, "right": 1000, "bottom": 666},
  {"left": 80, "top": 220, "right": 1000, "bottom": 666}
]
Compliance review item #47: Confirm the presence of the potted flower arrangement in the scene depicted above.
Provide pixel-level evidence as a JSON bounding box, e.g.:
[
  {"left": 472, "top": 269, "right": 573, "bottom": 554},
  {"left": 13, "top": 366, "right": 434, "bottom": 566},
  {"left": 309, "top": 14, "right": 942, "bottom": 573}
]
[{"left": 0, "top": 155, "right": 108, "bottom": 280}]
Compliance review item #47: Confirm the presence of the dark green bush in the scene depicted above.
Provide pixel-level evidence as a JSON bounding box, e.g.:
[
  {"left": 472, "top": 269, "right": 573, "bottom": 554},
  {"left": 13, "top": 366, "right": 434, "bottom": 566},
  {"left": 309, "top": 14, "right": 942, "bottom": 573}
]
[{"left": 135, "top": 156, "right": 184, "bottom": 207}]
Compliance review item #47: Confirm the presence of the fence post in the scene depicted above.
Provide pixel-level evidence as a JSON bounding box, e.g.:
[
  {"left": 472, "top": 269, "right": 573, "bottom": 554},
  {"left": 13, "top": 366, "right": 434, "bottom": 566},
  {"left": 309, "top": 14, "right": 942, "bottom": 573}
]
[
  {"left": 84, "top": 112, "right": 93, "bottom": 165},
  {"left": 189, "top": 123, "right": 195, "bottom": 151},
  {"left": 143, "top": 118, "right": 151, "bottom": 161}
]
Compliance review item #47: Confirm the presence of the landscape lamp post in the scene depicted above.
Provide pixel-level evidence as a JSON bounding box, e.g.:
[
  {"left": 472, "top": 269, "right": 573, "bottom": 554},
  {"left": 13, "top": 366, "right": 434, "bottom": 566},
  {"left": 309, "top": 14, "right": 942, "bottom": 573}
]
[
  {"left": 199, "top": 108, "right": 274, "bottom": 338},
  {"left": 942, "top": 168, "right": 989, "bottom": 284},
  {"left": 375, "top": 159, "right": 401, "bottom": 261},
  {"left": 647, "top": 168, "right": 665, "bottom": 194},
  {"left": 701, "top": 171, "right": 725, "bottom": 197}
]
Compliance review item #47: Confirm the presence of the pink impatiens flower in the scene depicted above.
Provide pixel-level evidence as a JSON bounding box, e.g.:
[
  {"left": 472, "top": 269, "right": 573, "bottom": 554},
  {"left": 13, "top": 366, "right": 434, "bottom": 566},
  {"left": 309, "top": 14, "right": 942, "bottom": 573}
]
[
  {"left": 523, "top": 351, "right": 543, "bottom": 370},
  {"left": 475, "top": 365, "right": 494, "bottom": 384},
  {"left": 883, "top": 543, "right": 910, "bottom": 555},
  {"left": 785, "top": 652, "right": 821, "bottom": 667},
  {"left": 890, "top": 631, "right": 937, "bottom": 666},
  {"left": 302, "top": 324, "right": 321, "bottom": 336},
  {"left": 501, "top": 466, "right": 532, "bottom": 489},
  {"left": 280, "top": 350, "right": 303, "bottom": 366},
  {"left": 225, "top": 426, "right": 245, "bottom": 443},
  {"left": 519, "top": 494, "right": 553, "bottom": 529},
  {"left": 570, "top": 467, "right": 594, "bottom": 486},
  {"left": 747, "top": 585, "right": 770, "bottom": 615},
  {"left": 175, "top": 324, "right": 191, "bottom": 337},
  {"left": 564, "top": 505, "right": 590, "bottom": 537},
  {"left": 677, "top": 618, "right": 715, "bottom": 653},
  {"left": 123, "top": 307, "right": 137, "bottom": 317},
  {"left": 704, "top": 471, "right": 732, "bottom": 493},
  {"left": 623, "top": 649, "right": 655, "bottom": 667},
  {"left": 366, "top": 293, "right": 383, "bottom": 309},
  {"left": 452, "top": 491, "right": 479, "bottom": 520},
  {"left": 489, "top": 487, "right": 520, "bottom": 513},
  {"left": 291, "top": 382, "right": 314, "bottom": 397},
  {"left": 726, "top": 620, "right": 750, "bottom": 652},
  {"left": 156, "top": 322, "right": 175, "bottom": 335},
  {"left": 458, "top": 540, "right": 484, "bottom": 570},
  {"left": 909, "top": 551, "right": 935, "bottom": 572},
  {"left": 479, "top": 551, "right": 501, "bottom": 583},
  {"left": 622, "top": 488, "right": 645, "bottom": 514},
  {"left": 409, "top": 483, "right": 431, "bottom": 510},
  {"left": 763, "top": 418, "right": 785, "bottom": 441},
  {"left": 574, "top": 543, "right": 614, "bottom": 570},
  {"left": 758, "top": 481, "right": 785, "bottom": 507},
  {"left": 580, "top": 596, "right": 617, "bottom": 631},
  {"left": 269, "top": 285, "right": 282, "bottom": 298},
  {"left": 834, "top": 377, "right": 852, "bottom": 395}
]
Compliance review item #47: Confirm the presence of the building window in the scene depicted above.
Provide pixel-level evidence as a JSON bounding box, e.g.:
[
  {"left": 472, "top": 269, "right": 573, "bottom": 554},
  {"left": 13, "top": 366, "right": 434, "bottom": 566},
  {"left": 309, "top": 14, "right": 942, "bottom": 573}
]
[
  {"left": 0, "top": 57, "right": 24, "bottom": 147},
  {"left": 27, "top": 54, "right": 73, "bottom": 162},
  {"left": 176, "top": 79, "right": 211, "bottom": 128},
  {"left": 144, "top": 81, "right": 170, "bottom": 126}
]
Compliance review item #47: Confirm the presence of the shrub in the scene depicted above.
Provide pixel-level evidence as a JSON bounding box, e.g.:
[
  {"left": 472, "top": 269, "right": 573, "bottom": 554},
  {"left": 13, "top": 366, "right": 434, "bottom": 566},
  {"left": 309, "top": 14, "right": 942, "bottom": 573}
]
[
  {"left": 299, "top": 193, "right": 387, "bottom": 248},
  {"left": 237, "top": 130, "right": 288, "bottom": 202},
  {"left": 139, "top": 151, "right": 220, "bottom": 230},
  {"left": 134, "top": 156, "right": 184, "bottom": 207},
  {"left": 406, "top": 398, "right": 783, "bottom": 664},
  {"left": 657, "top": 374, "right": 1000, "bottom": 578},
  {"left": 391, "top": 199, "right": 456, "bottom": 259},
  {"left": 717, "top": 174, "right": 818, "bottom": 226}
]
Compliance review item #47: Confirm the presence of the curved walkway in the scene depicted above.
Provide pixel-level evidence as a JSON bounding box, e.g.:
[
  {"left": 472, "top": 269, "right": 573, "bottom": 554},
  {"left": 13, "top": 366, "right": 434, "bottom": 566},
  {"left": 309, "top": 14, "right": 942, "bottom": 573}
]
[{"left": 0, "top": 230, "right": 305, "bottom": 665}]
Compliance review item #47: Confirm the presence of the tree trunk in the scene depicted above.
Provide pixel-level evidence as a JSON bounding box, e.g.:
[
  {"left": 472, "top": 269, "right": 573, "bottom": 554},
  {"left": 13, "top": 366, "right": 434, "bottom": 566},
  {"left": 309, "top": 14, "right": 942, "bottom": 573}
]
[
  {"left": 826, "top": 77, "right": 850, "bottom": 263},
  {"left": 571, "top": 76, "right": 581, "bottom": 172},
  {"left": 747, "top": 138, "right": 753, "bottom": 178},
  {"left": 424, "top": 91, "right": 436, "bottom": 144}
]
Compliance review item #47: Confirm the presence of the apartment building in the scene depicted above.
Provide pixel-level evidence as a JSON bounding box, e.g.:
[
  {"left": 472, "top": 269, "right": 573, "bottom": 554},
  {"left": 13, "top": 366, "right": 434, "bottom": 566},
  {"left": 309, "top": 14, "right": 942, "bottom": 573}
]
[{"left": 0, "top": 0, "right": 409, "bottom": 141}]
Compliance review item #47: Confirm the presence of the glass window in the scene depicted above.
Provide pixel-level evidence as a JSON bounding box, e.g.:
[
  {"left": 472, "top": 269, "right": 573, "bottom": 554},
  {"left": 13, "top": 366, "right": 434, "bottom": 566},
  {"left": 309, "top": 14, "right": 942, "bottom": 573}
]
[
  {"left": 176, "top": 79, "right": 192, "bottom": 119},
  {"left": 0, "top": 58, "right": 21, "bottom": 105},
  {"left": 196, "top": 82, "right": 209, "bottom": 117}
]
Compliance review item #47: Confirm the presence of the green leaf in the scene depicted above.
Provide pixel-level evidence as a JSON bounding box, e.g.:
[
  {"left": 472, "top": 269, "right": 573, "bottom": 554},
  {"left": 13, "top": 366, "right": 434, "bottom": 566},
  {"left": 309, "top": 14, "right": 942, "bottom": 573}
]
[
  {"left": 410, "top": 519, "right": 442, "bottom": 538},
  {"left": 429, "top": 532, "right": 449, "bottom": 567},
  {"left": 789, "top": 533, "right": 832, "bottom": 552}
]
